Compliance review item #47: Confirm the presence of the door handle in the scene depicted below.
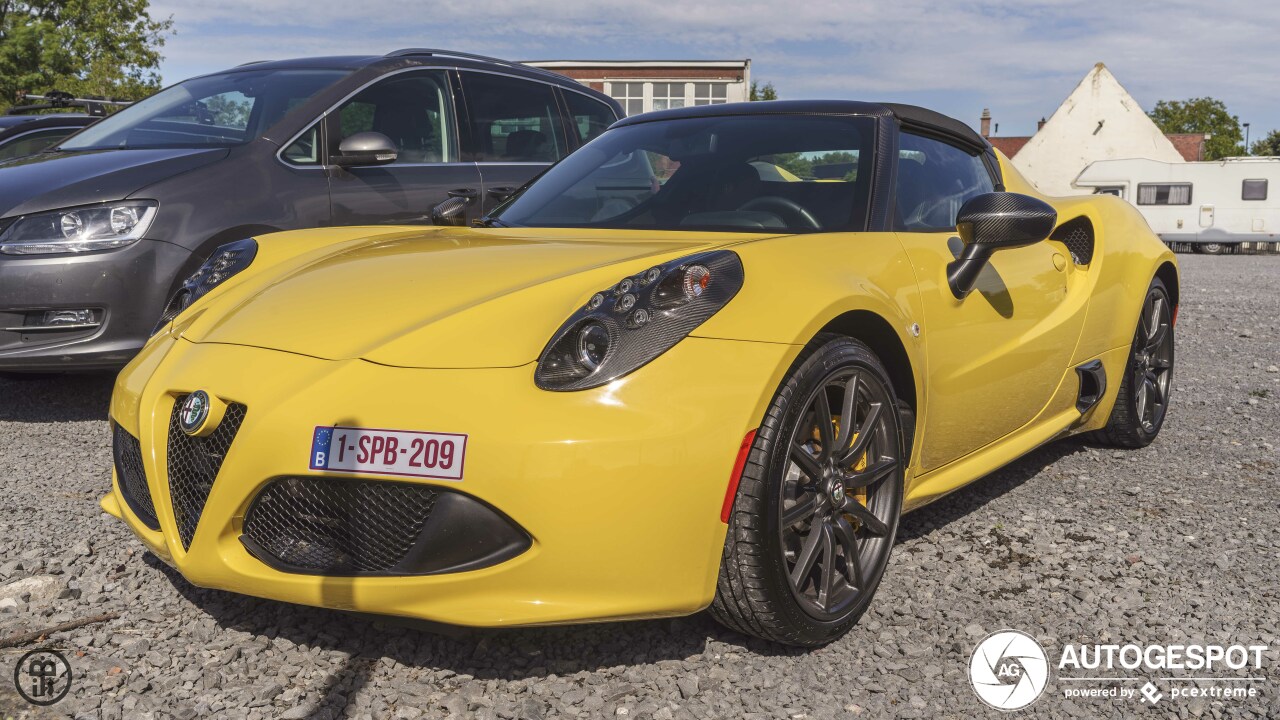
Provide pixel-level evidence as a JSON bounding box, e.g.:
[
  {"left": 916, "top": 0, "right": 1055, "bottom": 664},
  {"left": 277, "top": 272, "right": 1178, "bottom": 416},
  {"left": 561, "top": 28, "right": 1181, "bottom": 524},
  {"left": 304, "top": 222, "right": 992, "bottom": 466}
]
[
  {"left": 447, "top": 188, "right": 479, "bottom": 201},
  {"left": 487, "top": 186, "right": 516, "bottom": 200}
]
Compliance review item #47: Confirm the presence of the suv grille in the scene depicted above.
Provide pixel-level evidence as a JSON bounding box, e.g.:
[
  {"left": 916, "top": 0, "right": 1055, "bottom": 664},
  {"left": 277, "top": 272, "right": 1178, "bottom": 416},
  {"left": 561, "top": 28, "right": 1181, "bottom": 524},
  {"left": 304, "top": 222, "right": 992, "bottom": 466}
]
[
  {"left": 112, "top": 424, "right": 159, "bottom": 530},
  {"left": 242, "top": 477, "right": 439, "bottom": 574},
  {"left": 167, "top": 396, "right": 247, "bottom": 550}
]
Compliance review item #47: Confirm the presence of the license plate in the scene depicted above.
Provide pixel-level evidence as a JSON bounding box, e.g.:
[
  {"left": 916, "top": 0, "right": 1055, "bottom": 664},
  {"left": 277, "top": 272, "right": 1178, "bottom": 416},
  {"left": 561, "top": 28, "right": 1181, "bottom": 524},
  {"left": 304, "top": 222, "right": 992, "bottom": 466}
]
[{"left": 309, "top": 425, "right": 467, "bottom": 481}]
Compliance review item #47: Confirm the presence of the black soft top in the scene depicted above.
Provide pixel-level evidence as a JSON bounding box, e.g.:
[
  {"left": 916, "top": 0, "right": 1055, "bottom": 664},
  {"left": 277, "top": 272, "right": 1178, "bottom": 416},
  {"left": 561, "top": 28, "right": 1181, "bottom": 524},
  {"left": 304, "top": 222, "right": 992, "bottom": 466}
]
[{"left": 612, "top": 100, "right": 989, "bottom": 153}]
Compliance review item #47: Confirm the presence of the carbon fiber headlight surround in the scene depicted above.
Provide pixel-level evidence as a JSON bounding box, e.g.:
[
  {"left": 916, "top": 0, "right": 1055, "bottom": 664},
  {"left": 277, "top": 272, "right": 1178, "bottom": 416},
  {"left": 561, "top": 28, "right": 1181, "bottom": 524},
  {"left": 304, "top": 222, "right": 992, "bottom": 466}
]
[
  {"left": 535, "top": 250, "right": 744, "bottom": 391},
  {"left": 152, "top": 238, "right": 258, "bottom": 335}
]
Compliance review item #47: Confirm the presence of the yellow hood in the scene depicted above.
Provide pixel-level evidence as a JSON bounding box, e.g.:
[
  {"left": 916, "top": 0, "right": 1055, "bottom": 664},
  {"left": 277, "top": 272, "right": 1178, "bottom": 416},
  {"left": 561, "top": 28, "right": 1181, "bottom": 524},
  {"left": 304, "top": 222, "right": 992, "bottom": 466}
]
[{"left": 183, "top": 227, "right": 763, "bottom": 369}]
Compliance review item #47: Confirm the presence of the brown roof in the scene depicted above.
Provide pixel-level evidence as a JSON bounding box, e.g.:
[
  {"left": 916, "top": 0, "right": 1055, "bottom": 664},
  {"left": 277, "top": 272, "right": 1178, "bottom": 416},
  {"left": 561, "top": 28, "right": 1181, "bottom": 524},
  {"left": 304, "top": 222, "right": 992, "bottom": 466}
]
[
  {"left": 1166, "top": 133, "right": 1207, "bottom": 162},
  {"left": 988, "top": 136, "right": 1031, "bottom": 158}
]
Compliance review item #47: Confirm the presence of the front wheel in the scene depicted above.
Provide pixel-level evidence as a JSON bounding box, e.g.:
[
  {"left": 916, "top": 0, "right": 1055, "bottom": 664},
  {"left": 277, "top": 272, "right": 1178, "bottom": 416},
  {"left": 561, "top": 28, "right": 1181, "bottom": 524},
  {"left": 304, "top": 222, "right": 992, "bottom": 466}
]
[
  {"left": 711, "top": 335, "right": 904, "bottom": 646},
  {"left": 1090, "top": 278, "right": 1174, "bottom": 447}
]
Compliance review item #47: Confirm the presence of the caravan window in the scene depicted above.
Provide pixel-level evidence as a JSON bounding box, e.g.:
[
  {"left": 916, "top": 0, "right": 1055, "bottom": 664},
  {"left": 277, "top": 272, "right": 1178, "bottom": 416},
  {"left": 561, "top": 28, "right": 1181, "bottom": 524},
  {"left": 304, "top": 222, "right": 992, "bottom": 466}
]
[
  {"left": 1243, "top": 179, "right": 1268, "bottom": 201},
  {"left": 1136, "top": 183, "right": 1192, "bottom": 205}
]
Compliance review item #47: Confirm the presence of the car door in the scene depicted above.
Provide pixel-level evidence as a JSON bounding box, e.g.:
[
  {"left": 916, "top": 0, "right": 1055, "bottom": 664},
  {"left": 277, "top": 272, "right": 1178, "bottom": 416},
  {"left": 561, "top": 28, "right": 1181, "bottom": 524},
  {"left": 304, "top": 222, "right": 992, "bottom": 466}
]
[
  {"left": 326, "top": 69, "right": 483, "bottom": 226},
  {"left": 455, "top": 71, "right": 572, "bottom": 215},
  {"left": 893, "top": 131, "right": 1081, "bottom": 471}
]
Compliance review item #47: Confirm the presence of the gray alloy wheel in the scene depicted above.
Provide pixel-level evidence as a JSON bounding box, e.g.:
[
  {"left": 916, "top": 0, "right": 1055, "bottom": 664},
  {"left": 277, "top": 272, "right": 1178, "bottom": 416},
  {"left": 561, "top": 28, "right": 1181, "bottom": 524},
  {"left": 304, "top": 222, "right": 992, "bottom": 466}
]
[
  {"left": 711, "top": 335, "right": 905, "bottom": 646},
  {"left": 1090, "top": 278, "right": 1174, "bottom": 448}
]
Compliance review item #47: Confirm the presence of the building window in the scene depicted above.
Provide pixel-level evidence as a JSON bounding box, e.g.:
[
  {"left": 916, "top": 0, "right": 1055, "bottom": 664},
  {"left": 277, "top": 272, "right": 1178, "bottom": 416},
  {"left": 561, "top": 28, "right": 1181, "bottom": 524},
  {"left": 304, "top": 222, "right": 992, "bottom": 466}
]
[
  {"left": 651, "top": 82, "right": 687, "bottom": 111},
  {"left": 692, "top": 83, "right": 728, "bottom": 106},
  {"left": 608, "top": 82, "right": 644, "bottom": 117},
  {"left": 1243, "top": 179, "right": 1268, "bottom": 201},
  {"left": 1136, "top": 183, "right": 1192, "bottom": 205}
]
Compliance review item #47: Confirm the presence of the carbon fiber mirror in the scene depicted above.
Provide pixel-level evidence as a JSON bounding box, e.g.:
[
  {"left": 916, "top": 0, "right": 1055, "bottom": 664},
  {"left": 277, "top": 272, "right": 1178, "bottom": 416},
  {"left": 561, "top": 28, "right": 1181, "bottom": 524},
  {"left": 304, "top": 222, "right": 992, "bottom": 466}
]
[{"left": 948, "top": 192, "right": 1057, "bottom": 298}]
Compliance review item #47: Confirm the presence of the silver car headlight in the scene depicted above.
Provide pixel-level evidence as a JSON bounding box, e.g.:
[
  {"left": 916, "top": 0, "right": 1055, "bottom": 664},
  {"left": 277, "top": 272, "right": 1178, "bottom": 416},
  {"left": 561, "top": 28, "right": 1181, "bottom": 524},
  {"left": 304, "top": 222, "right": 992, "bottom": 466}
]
[
  {"left": 0, "top": 201, "right": 158, "bottom": 255},
  {"left": 535, "top": 250, "right": 744, "bottom": 391}
]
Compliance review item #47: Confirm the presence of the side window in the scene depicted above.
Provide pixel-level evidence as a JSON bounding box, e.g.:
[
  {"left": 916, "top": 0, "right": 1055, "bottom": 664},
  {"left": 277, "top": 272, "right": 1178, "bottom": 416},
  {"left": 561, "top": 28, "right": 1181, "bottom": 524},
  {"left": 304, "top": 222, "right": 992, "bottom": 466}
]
[
  {"left": 331, "top": 71, "right": 455, "bottom": 163},
  {"left": 1136, "top": 183, "right": 1191, "bottom": 205},
  {"left": 0, "top": 128, "right": 74, "bottom": 161},
  {"left": 281, "top": 122, "right": 321, "bottom": 165},
  {"left": 563, "top": 91, "right": 617, "bottom": 146},
  {"left": 1243, "top": 179, "right": 1268, "bottom": 201},
  {"left": 896, "top": 132, "right": 995, "bottom": 230},
  {"left": 461, "top": 73, "right": 563, "bottom": 163}
]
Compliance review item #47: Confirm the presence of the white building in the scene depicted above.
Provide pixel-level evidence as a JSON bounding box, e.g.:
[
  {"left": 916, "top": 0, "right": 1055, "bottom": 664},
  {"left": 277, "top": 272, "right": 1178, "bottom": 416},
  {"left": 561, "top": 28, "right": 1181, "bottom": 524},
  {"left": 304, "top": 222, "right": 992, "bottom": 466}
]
[
  {"left": 523, "top": 60, "right": 751, "bottom": 116},
  {"left": 991, "top": 64, "right": 1188, "bottom": 196}
]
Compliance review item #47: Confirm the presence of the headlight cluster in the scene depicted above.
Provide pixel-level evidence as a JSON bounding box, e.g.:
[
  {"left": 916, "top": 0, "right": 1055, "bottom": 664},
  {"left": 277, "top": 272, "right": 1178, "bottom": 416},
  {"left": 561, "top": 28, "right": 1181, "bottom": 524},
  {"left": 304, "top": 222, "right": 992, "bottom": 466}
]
[
  {"left": 535, "top": 250, "right": 744, "bottom": 391},
  {"left": 152, "top": 238, "right": 258, "bottom": 334},
  {"left": 0, "top": 201, "right": 158, "bottom": 255}
]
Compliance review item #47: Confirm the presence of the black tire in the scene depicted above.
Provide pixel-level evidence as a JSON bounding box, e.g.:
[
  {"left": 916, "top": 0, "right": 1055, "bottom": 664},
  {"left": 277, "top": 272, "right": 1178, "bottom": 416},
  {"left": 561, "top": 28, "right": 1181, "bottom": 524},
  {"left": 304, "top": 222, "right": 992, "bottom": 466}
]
[
  {"left": 1193, "top": 242, "right": 1225, "bottom": 255},
  {"left": 1089, "top": 278, "right": 1174, "bottom": 448},
  {"left": 710, "top": 334, "right": 905, "bottom": 646}
]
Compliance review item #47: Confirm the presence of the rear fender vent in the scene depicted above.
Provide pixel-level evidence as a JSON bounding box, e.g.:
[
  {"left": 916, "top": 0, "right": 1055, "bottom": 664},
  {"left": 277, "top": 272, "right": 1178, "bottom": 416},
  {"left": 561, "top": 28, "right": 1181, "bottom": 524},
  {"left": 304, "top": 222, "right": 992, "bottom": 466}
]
[{"left": 1051, "top": 216, "right": 1095, "bottom": 265}]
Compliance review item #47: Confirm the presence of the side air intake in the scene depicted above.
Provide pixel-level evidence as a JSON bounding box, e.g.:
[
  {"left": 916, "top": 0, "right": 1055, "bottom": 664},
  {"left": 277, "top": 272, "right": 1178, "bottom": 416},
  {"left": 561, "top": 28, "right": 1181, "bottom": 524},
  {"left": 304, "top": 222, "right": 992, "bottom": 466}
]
[{"left": 1051, "top": 216, "right": 1095, "bottom": 265}]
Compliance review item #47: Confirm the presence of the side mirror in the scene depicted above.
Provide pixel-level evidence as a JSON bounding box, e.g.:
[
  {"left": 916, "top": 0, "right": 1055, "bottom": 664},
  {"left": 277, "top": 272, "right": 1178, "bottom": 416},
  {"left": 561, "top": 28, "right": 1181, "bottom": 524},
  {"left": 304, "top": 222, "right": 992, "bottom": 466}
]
[
  {"left": 947, "top": 192, "right": 1057, "bottom": 298},
  {"left": 332, "top": 132, "right": 398, "bottom": 168},
  {"left": 431, "top": 188, "right": 479, "bottom": 226}
]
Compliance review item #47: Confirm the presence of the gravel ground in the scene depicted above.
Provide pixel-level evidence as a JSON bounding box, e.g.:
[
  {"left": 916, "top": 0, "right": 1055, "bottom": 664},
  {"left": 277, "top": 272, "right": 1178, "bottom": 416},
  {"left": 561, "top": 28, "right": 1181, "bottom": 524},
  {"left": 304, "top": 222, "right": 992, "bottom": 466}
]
[{"left": 1, "top": 253, "right": 1278, "bottom": 719}]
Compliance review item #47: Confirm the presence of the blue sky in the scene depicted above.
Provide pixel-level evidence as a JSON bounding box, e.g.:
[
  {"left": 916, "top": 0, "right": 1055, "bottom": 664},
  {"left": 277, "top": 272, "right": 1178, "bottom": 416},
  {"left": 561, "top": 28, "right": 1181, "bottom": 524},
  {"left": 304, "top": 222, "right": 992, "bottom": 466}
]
[{"left": 151, "top": 0, "right": 1280, "bottom": 140}]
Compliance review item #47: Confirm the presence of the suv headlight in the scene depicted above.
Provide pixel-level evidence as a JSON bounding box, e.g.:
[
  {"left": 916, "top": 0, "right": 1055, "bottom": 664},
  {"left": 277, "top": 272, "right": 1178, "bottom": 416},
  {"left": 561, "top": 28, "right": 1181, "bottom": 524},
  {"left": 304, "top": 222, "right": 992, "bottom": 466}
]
[
  {"left": 0, "top": 201, "right": 158, "bottom": 255},
  {"left": 152, "top": 238, "right": 258, "bottom": 334},
  {"left": 535, "top": 250, "right": 744, "bottom": 391}
]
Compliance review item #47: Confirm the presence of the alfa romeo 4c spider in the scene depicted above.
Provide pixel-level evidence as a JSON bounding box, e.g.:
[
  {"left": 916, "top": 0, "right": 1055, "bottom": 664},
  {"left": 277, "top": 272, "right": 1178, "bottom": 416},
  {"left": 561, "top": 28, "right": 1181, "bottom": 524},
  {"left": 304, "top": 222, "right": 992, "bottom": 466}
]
[{"left": 104, "top": 100, "right": 1177, "bottom": 646}]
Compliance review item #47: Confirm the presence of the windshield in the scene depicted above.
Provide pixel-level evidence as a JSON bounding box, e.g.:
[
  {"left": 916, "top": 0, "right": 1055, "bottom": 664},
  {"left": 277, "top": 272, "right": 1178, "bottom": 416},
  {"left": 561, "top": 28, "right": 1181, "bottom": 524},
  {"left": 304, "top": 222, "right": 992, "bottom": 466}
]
[
  {"left": 493, "top": 114, "right": 875, "bottom": 233},
  {"left": 58, "top": 69, "right": 350, "bottom": 150}
]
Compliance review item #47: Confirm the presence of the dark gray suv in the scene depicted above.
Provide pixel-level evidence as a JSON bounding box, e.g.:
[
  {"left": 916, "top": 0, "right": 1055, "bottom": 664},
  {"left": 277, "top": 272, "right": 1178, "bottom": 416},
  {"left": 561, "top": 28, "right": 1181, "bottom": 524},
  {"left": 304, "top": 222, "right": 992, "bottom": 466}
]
[{"left": 0, "top": 49, "right": 620, "bottom": 371}]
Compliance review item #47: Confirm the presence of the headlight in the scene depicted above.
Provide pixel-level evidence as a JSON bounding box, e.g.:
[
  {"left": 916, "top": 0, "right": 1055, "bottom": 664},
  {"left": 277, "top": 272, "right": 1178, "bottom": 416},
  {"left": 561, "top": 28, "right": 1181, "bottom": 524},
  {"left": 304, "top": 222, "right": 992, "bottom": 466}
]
[
  {"left": 152, "top": 238, "right": 258, "bottom": 335},
  {"left": 535, "top": 250, "right": 744, "bottom": 391},
  {"left": 0, "top": 201, "right": 158, "bottom": 255}
]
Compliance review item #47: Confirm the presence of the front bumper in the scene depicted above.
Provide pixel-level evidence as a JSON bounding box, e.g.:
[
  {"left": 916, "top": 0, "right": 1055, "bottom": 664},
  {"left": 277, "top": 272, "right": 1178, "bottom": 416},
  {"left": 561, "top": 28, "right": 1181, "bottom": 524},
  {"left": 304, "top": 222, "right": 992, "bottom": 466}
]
[
  {"left": 103, "top": 334, "right": 791, "bottom": 626},
  {"left": 0, "top": 239, "right": 190, "bottom": 371}
]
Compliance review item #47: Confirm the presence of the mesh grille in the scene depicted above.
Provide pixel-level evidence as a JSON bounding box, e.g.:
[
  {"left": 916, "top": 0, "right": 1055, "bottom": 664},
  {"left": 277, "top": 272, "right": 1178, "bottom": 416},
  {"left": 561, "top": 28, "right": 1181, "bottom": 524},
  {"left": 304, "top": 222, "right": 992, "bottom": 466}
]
[
  {"left": 112, "top": 424, "right": 159, "bottom": 530},
  {"left": 167, "top": 397, "right": 247, "bottom": 550},
  {"left": 242, "top": 477, "right": 440, "bottom": 574},
  {"left": 1052, "top": 216, "right": 1095, "bottom": 265}
]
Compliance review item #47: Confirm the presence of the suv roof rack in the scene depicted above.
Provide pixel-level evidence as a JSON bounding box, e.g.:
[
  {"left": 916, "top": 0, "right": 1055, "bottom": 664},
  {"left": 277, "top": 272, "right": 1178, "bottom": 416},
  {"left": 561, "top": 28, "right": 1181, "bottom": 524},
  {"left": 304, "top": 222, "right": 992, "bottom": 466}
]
[
  {"left": 384, "top": 48, "right": 565, "bottom": 81},
  {"left": 6, "top": 91, "right": 131, "bottom": 117}
]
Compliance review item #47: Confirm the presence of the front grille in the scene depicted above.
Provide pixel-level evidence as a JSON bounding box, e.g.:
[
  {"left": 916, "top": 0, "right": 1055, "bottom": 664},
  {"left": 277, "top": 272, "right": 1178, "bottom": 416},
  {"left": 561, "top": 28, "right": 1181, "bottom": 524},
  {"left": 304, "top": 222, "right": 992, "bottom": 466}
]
[
  {"left": 242, "top": 477, "right": 439, "bottom": 574},
  {"left": 1051, "top": 216, "right": 1095, "bottom": 265},
  {"left": 112, "top": 424, "right": 159, "bottom": 530},
  {"left": 167, "top": 397, "right": 247, "bottom": 549}
]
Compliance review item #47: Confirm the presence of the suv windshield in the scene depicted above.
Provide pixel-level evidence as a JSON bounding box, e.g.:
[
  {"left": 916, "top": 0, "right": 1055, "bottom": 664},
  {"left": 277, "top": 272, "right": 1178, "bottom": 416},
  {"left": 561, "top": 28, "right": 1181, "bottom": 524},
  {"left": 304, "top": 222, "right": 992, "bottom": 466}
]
[
  {"left": 58, "top": 69, "right": 349, "bottom": 151},
  {"left": 493, "top": 114, "right": 875, "bottom": 233}
]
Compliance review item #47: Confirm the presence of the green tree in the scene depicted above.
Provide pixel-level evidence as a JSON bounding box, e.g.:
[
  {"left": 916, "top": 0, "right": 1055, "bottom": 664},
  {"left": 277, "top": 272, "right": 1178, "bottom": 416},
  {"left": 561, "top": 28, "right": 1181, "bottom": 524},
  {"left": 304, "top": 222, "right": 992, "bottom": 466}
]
[
  {"left": 1250, "top": 129, "right": 1280, "bottom": 157},
  {"left": 1148, "top": 97, "right": 1243, "bottom": 160},
  {"left": 749, "top": 81, "right": 778, "bottom": 101},
  {"left": 0, "top": 0, "right": 172, "bottom": 112}
]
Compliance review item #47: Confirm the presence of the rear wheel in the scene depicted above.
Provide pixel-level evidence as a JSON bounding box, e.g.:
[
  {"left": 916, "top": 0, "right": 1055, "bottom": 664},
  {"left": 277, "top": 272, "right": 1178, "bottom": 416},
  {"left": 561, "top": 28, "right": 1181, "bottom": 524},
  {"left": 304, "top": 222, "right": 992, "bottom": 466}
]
[
  {"left": 1193, "top": 242, "right": 1228, "bottom": 255},
  {"left": 1090, "top": 278, "right": 1174, "bottom": 447},
  {"left": 711, "top": 335, "right": 904, "bottom": 646}
]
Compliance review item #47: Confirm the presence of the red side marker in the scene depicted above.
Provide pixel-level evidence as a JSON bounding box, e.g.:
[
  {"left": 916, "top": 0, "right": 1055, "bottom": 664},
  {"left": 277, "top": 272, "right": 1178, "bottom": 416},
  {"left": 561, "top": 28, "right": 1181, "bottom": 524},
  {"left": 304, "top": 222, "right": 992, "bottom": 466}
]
[{"left": 721, "top": 429, "right": 758, "bottom": 523}]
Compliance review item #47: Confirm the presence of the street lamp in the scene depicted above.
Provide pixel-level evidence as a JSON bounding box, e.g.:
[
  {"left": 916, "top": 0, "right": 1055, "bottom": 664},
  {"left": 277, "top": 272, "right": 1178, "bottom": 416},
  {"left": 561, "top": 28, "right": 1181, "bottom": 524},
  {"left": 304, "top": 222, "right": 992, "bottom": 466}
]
[{"left": 1244, "top": 122, "right": 1251, "bottom": 155}]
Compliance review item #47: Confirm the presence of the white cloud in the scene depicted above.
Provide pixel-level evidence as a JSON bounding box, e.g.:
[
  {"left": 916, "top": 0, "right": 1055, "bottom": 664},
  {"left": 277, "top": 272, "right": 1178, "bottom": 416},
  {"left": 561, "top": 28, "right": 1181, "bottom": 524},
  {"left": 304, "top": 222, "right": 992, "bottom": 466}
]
[{"left": 149, "top": 0, "right": 1280, "bottom": 136}]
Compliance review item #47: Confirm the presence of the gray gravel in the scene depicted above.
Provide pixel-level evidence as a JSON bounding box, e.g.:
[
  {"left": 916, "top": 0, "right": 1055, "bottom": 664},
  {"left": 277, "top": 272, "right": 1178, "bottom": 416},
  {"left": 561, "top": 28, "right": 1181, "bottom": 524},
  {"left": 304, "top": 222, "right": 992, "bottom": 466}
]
[{"left": 2, "top": 253, "right": 1278, "bottom": 719}]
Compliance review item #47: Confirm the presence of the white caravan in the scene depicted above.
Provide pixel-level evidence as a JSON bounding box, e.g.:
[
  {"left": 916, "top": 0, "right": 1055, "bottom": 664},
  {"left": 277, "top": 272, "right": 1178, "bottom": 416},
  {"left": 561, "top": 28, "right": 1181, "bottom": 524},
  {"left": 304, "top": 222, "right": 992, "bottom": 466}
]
[{"left": 1074, "top": 157, "right": 1280, "bottom": 254}]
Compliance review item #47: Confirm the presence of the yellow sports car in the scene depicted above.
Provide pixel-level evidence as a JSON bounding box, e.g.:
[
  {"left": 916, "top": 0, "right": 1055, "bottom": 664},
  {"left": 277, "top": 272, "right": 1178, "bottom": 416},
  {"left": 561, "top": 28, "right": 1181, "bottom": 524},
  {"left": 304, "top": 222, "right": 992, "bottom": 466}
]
[{"left": 103, "top": 100, "right": 1177, "bottom": 646}]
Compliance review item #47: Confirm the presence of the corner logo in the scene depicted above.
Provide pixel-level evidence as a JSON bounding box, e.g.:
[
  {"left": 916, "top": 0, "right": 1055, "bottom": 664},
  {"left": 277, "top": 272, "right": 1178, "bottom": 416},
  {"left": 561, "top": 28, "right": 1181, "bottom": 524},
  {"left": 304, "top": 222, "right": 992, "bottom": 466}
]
[
  {"left": 970, "top": 630, "right": 1050, "bottom": 711},
  {"left": 179, "top": 391, "right": 211, "bottom": 436},
  {"left": 1140, "top": 681, "right": 1163, "bottom": 704}
]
